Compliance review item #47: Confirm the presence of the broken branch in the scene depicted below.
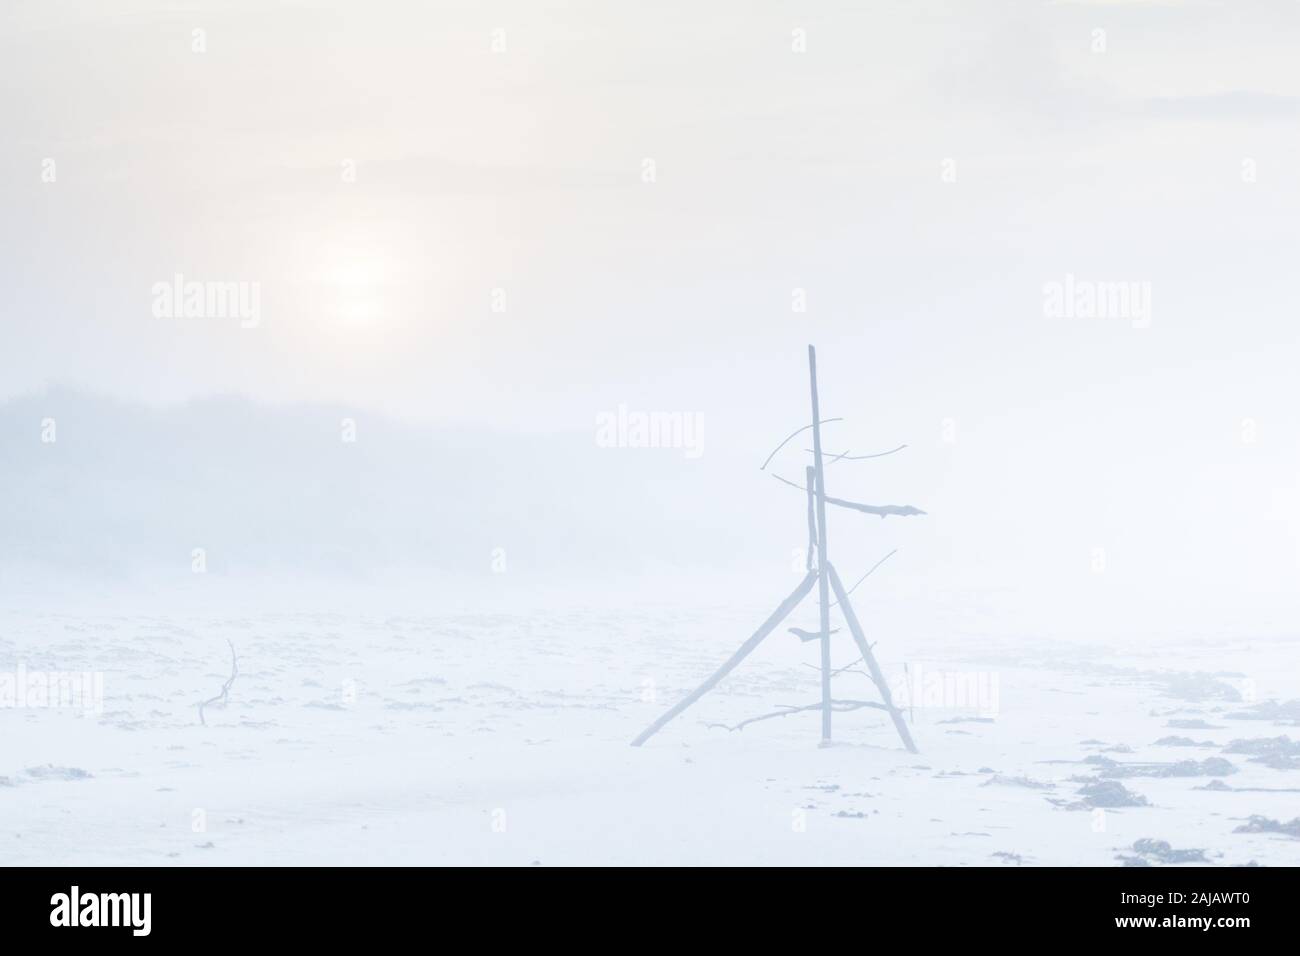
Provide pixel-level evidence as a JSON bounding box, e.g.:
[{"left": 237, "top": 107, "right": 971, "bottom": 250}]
[
  {"left": 198, "top": 639, "right": 238, "bottom": 727},
  {"left": 772, "top": 473, "right": 927, "bottom": 517},
  {"left": 704, "top": 698, "right": 898, "bottom": 733},
  {"left": 630, "top": 570, "right": 818, "bottom": 746},
  {"left": 788, "top": 626, "right": 840, "bottom": 643},
  {"left": 827, "top": 562, "right": 919, "bottom": 754}
]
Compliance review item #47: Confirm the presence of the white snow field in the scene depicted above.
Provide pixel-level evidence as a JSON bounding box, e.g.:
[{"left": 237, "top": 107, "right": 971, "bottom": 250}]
[{"left": 4, "top": 595, "right": 1298, "bottom": 867}]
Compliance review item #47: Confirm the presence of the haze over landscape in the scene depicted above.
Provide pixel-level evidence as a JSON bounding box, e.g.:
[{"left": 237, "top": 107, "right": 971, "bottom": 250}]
[{"left": 2, "top": 1, "right": 1298, "bottom": 868}]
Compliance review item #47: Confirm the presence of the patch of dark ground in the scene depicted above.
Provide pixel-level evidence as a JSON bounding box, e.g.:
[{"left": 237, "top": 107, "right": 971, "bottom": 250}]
[
  {"left": 25, "top": 765, "right": 94, "bottom": 781},
  {"left": 1225, "top": 700, "right": 1300, "bottom": 724},
  {"left": 1087, "top": 755, "right": 1237, "bottom": 778},
  {"left": 1063, "top": 779, "right": 1149, "bottom": 809},
  {"left": 1160, "top": 674, "right": 1244, "bottom": 703},
  {"left": 981, "top": 774, "right": 1054, "bottom": 790},
  {"left": 1053, "top": 663, "right": 1244, "bottom": 703},
  {"left": 1165, "top": 718, "right": 1225, "bottom": 730},
  {"left": 1195, "top": 779, "right": 1300, "bottom": 794},
  {"left": 1223, "top": 735, "right": 1300, "bottom": 770},
  {"left": 1117, "top": 838, "right": 1210, "bottom": 866},
  {"left": 1233, "top": 816, "right": 1300, "bottom": 838}
]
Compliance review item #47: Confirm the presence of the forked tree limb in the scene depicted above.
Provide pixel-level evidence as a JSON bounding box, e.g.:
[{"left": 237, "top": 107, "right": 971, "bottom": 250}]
[
  {"left": 827, "top": 563, "right": 918, "bottom": 754},
  {"left": 630, "top": 569, "right": 818, "bottom": 746},
  {"left": 198, "top": 639, "right": 238, "bottom": 727}
]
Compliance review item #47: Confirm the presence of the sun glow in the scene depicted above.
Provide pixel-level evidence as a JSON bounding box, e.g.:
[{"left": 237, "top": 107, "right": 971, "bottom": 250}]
[
  {"left": 294, "top": 227, "right": 405, "bottom": 332},
  {"left": 328, "top": 258, "right": 389, "bottom": 327}
]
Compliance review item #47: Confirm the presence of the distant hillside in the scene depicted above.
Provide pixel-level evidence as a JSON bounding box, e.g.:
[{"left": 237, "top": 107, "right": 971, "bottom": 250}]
[{"left": 0, "top": 389, "right": 762, "bottom": 584}]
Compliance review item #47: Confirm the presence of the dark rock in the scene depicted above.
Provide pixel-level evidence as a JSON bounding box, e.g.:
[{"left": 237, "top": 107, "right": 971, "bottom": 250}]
[
  {"left": 1078, "top": 780, "right": 1148, "bottom": 808},
  {"left": 981, "top": 774, "right": 1054, "bottom": 790},
  {"left": 1100, "top": 757, "right": 1237, "bottom": 779},
  {"left": 1131, "top": 838, "right": 1209, "bottom": 864},
  {"left": 1233, "top": 816, "right": 1300, "bottom": 838}
]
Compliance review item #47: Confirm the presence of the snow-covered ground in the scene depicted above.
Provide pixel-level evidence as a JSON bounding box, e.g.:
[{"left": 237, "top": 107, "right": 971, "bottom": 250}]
[{"left": 4, "top": 596, "right": 1298, "bottom": 866}]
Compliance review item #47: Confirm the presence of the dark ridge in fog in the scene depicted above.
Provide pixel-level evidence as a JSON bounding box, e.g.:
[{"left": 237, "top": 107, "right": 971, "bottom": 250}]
[{"left": 0, "top": 388, "right": 752, "bottom": 578}]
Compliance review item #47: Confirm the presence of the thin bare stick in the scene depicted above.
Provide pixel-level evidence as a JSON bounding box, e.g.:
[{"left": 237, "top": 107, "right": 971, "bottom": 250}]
[
  {"left": 820, "top": 449, "right": 853, "bottom": 466},
  {"left": 803, "top": 444, "right": 908, "bottom": 463},
  {"left": 198, "top": 639, "right": 238, "bottom": 727},
  {"left": 808, "top": 345, "right": 833, "bottom": 745},
  {"left": 804, "top": 465, "right": 816, "bottom": 571},
  {"left": 827, "top": 562, "right": 918, "bottom": 753},
  {"left": 828, "top": 549, "right": 898, "bottom": 608},
  {"left": 831, "top": 659, "right": 869, "bottom": 678},
  {"left": 704, "top": 698, "right": 896, "bottom": 733},
  {"left": 800, "top": 659, "right": 866, "bottom": 678},
  {"left": 771, "top": 473, "right": 926, "bottom": 517},
  {"left": 630, "top": 570, "right": 818, "bottom": 746},
  {"left": 759, "top": 417, "right": 844, "bottom": 471},
  {"left": 822, "top": 497, "right": 925, "bottom": 518}
]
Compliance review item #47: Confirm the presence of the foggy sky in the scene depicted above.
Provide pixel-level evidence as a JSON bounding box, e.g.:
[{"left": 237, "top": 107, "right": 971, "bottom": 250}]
[{"left": 2, "top": 1, "right": 1297, "bottom": 640}]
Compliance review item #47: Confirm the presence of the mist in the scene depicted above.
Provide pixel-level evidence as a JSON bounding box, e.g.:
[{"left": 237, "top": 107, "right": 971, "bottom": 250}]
[{"left": 2, "top": 0, "right": 1298, "bottom": 870}]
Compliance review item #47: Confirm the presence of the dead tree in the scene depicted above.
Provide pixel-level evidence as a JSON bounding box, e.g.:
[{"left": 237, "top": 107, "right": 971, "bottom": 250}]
[{"left": 631, "top": 344, "right": 924, "bottom": 752}]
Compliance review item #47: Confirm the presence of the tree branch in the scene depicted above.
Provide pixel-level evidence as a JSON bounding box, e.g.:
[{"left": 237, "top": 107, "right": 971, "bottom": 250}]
[
  {"left": 801, "top": 659, "right": 870, "bottom": 678},
  {"left": 803, "top": 444, "right": 908, "bottom": 465},
  {"left": 804, "top": 465, "right": 816, "bottom": 570},
  {"left": 198, "top": 639, "right": 238, "bottom": 727},
  {"left": 759, "top": 418, "right": 845, "bottom": 471},
  {"left": 788, "top": 626, "right": 840, "bottom": 643},
  {"left": 829, "top": 549, "right": 898, "bottom": 608},
  {"left": 771, "top": 473, "right": 926, "bottom": 517},
  {"left": 631, "top": 570, "right": 818, "bottom": 746}
]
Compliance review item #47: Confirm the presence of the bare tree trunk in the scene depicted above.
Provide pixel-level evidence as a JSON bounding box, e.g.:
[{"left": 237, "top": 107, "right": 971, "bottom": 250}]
[
  {"left": 804, "top": 465, "right": 816, "bottom": 572},
  {"left": 630, "top": 569, "right": 818, "bottom": 746},
  {"left": 807, "top": 345, "right": 833, "bottom": 745},
  {"left": 826, "top": 562, "right": 918, "bottom": 753}
]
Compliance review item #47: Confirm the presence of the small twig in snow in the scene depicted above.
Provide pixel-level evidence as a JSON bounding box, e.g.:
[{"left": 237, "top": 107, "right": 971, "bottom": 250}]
[
  {"left": 704, "top": 698, "right": 898, "bottom": 733},
  {"left": 198, "top": 640, "right": 238, "bottom": 727}
]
